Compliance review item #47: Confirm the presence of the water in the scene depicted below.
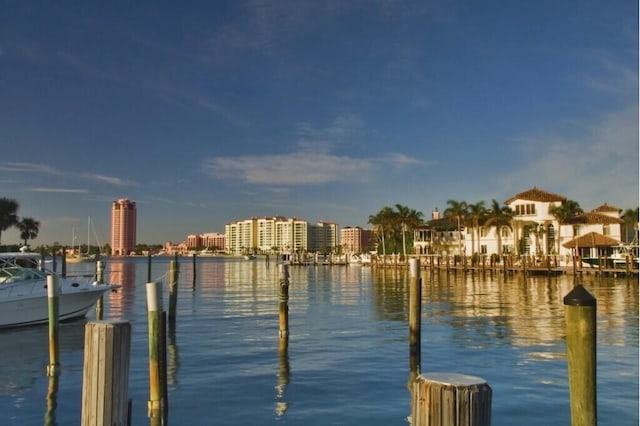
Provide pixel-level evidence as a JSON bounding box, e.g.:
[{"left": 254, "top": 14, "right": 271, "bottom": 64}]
[{"left": 0, "top": 257, "right": 637, "bottom": 425}]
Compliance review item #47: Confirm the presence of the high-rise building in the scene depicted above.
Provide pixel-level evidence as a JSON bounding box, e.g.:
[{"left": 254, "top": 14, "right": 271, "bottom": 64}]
[{"left": 111, "top": 198, "right": 137, "bottom": 255}]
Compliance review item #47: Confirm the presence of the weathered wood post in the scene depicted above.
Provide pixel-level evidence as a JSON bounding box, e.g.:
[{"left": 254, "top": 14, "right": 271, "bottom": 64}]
[
  {"left": 95, "top": 260, "right": 104, "bottom": 320},
  {"left": 46, "top": 274, "right": 60, "bottom": 377},
  {"left": 61, "top": 248, "right": 67, "bottom": 278},
  {"left": 409, "top": 258, "right": 421, "bottom": 378},
  {"left": 147, "top": 253, "right": 152, "bottom": 283},
  {"left": 412, "top": 373, "right": 492, "bottom": 426},
  {"left": 278, "top": 264, "right": 290, "bottom": 339},
  {"left": 564, "top": 284, "right": 597, "bottom": 426},
  {"left": 81, "top": 320, "right": 132, "bottom": 426},
  {"left": 192, "top": 253, "right": 197, "bottom": 289},
  {"left": 146, "top": 282, "right": 167, "bottom": 425},
  {"left": 168, "top": 256, "right": 179, "bottom": 322},
  {"left": 52, "top": 246, "right": 58, "bottom": 272}
]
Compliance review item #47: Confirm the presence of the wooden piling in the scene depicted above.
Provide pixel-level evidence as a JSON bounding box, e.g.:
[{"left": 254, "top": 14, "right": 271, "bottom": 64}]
[
  {"left": 146, "top": 282, "right": 167, "bottom": 425},
  {"left": 564, "top": 284, "right": 597, "bottom": 426},
  {"left": 46, "top": 275, "right": 60, "bottom": 377},
  {"left": 147, "top": 253, "right": 152, "bottom": 283},
  {"left": 411, "top": 373, "right": 492, "bottom": 426},
  {"left": 409, "top": 258, "right": 421, "bottom": 377},
  {"left": 61, "top": 248, "right": 67, "bottom": 278},
  {"left": 81, "top": 320, "right": 132, "bottom": 426},
  {"left": 192, "top": 253, "right": 197, "bottom": 289},
  {"left": 168, "top": 258, "right": 179, "bottom": 322},
  {"left": 278, "top": 264, "right": 290, "bottom": 339},
  {"left": 95, "top": 260, "right": 104, "bottom": 320}
]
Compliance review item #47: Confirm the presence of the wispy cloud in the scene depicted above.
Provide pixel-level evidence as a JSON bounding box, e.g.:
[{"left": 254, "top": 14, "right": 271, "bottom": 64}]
[
  {"left": 26, "top": 187, "right": 88, "bottom": 193},
  {"left": 499, "top": 103, "right": 638, "bottom": 208},
  {"left": 0, "top": 162, "right": 133, "bottom": 187},
  {"left": 204, "top": 152, "right": 373, "bottom": 185},
  {"left": 0, "top": 162, "right": 62, "bottom": 174}
]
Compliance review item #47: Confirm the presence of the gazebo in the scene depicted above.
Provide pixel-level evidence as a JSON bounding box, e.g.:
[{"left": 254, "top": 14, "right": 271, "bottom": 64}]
[{"left": 562, "top": 232, "right": 621, "bottom": 259}]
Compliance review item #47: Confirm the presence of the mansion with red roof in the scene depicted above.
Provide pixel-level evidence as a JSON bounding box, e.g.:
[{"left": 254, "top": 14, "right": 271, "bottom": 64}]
[{"left": 413, "top": 187, "right": 631, "bottom": 259}]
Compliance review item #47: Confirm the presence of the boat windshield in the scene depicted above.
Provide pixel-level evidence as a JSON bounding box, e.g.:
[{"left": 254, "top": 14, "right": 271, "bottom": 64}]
[{"left": 0, "top": 266, "right": 47, "bottom": 284}]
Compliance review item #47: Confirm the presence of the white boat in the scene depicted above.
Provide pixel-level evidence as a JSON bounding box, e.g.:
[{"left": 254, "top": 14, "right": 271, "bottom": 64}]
[
  {"left": 0, "top": 249, "right": 118, "bottom": 329},
  {"left": 66, "top": 216, "right": 102, "bottom": 264}
]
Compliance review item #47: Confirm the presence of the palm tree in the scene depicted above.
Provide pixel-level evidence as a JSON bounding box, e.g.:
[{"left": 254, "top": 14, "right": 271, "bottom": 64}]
[
  {"left": 368, "top": 206, "right": 395, "bottom": 256},
  {"left": 548, "top": 199, "right": 583, "bottom": 255},
  {"left": 444, "top": 200, "right": 468, "bottom": 255},
  {"left": 621, "top": 207, "right": 639, "bottom": 244},
  {"left": 483, "top": 199, "right": 514, "bottom": 256},
  {"left": 466, "top": 201, "right": 486, "bottom": 256},
  {"left": 394, "top": 204, "right": 424, "bottom": 258},
  {"left": 0, "top": 197, "right": 20, "bottom": 245},
  {"left": 18, "top": 217, "right": 40, "bottom": 246}
]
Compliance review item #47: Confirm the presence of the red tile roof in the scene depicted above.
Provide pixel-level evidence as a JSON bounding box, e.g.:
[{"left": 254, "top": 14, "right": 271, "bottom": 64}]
[
  {"left": 590, "top": 203, "right": 621, "bottom": 213},
  {"left": 562, "top": 232, "right": 621, "bottom": 248},
  {"left": 504, "top": 187, "right": 566, "bottom": 204}
]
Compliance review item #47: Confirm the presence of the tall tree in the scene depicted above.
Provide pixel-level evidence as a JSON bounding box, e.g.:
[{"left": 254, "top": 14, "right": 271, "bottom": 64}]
[
  {"left": 444, "top": 200, "right": 468, "bottom": 255},
  {"left": 394, "top": 204, "right": 424, "bottom": 258},
  {"left": 621, "top": 207, "right": 639, "bottom": 244},
  {"left": 368, "top": 206, "right": 395, "bottom": 256},
  {"left": 483, "top": 199, "right": 514, "bottom": 256},
  {"left": 0, "top": 197, "right": 20, "bottom": 245},
  {"left": 548, "top": 199, "right": 583, "bottom": 254},
  {"left": 466, "top": 201, "right": 486, "bottom": 255},
  {"left": 18, "top": 217, "right": 40, "bottom": 246}
]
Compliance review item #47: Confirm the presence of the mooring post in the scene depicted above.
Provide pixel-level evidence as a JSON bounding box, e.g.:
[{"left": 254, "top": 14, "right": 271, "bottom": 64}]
[
  {"left": 146, "top": 282, "right": 167, "bottom": 425},
  {"left": 412, "top": 373, "right": 492, "bottom": 426},
  {"left": 95, "top": 260, "right": 104, "bottom": 320},
  {"left": 61, "top": 248, "right": 67, "bottom": 278},
  {"left": 147, "top": 253, "right": 152, "bottom": 283},
  {"left": 46, "top": 275, "right": 60, "bottom": 377},
  {"left": 192, "top": 253, "right": 197, "bottom": 289},
  {"left": 81, "top": 320, "right": 131, "bottom": 426},
  {"left": 409, "top": 258, "right": 421, "bottom": 378},
  {"left": 278, "top": 263, "right": 290, "bottom": 339},
  {"left": 168, "top": 257, "right": 179, "bottom": 322},
  {"left": 564, "top": 284, "right": 597, "bottom": 426}
]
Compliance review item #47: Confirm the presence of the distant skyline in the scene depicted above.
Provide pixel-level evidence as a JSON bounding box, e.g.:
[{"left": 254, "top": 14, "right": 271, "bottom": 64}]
[{"left": 1, "top": 1, "right": 637, "bottom": 245}]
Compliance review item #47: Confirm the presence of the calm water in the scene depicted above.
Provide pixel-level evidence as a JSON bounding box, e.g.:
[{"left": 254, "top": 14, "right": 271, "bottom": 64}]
[{"left": 0, "top": 257, "right": 637, "bottom": 425}]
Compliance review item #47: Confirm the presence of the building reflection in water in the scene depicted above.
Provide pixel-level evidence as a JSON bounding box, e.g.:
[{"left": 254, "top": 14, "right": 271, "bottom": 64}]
[
  {"left": 107, "top": 259, "right": 137, "bottom": 321},
  {"left": 370, "top": 268, "right": 638, "bottom": 352}
]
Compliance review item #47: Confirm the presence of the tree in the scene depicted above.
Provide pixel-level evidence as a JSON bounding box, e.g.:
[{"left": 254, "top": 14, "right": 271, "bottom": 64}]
[
  {"left": 548, "top": 199, "right": 583, "bottom": 255},
  {"left": 466, "top": 201, "right": 486, "bottom": 256},
  {"left": 394, "top": 204, "right": 424, "bottom": 258},
  {"left": 621, "top": 207, "right": 639, "bottom": 244},
  {"left": 444, "top": 200, "right": 468, "bottom": 255},
  {"left": 368, "top": 206, "right": 395, "bottom": 256},
  {"left": 483, "top": 199, "right": 514, "bottom": 256},
  {"left": 18, "top": 217, "right": 40, "bottom": 246},
  {"left": 0, "top": 197, "right": 20, "bottom": 245}
]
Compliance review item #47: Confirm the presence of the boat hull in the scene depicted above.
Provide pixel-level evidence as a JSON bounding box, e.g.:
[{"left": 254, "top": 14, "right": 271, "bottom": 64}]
[{"left": 0, "top": 283, "right": 111, "bottom": 329}]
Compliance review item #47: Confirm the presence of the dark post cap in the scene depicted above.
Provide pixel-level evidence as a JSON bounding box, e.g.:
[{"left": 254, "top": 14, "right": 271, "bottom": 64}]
[{"left": 563, "top": 284, "right": 596, "bottom": 307}]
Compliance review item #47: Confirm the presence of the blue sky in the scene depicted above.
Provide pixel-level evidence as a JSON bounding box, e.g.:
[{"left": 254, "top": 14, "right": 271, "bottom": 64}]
[{"left": 1, "top": 1, "right": 637, "bottom": 246}]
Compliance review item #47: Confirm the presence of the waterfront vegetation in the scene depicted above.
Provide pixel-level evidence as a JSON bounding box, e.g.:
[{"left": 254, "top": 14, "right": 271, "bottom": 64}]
[{"left": 1, "top": 195, "right": 639, "bottom": 257}]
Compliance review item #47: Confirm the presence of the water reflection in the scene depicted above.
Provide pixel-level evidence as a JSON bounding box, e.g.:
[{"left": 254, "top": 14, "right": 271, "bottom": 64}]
[{"left": 107, "top": 259, "right": 137, "bottom": 320}]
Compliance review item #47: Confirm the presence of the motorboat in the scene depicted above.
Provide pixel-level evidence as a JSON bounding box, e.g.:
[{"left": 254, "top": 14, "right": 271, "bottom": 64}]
[{"left": 0, "top": 249, "right": 118, "bottom": 329}]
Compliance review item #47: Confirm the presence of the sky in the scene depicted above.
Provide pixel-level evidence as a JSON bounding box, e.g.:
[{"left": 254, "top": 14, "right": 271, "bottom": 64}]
[{"left": 0, "top": 0, "right": 638, "bottom": 246}]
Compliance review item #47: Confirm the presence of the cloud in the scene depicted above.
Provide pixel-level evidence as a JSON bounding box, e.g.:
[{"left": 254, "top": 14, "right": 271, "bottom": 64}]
[
  {"left": 0, "top": 162, "right": 62, "bottom": 174},
  {"left": 0, "top": 162, "right": 133, "bottom": 187},
  {"left": 204, "top": 152, "right": 373, "bottom": 185},
  {"left": 499, "top": 103, "right": 638, "bottom": 208},
  {"left": 26, "top": 187, "right": 88, "bottom": 193},
  {"left": 79, "top": 173, "right": 131, "bottom": 186}
]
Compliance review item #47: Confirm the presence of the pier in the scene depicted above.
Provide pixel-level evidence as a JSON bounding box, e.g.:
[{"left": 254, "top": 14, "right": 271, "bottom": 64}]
[{"left": 368, "top": 254, "right": 639, "bottom": 277}]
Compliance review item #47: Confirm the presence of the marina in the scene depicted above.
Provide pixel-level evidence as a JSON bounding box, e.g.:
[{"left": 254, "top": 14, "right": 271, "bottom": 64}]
[{"left": 0, "top": 256, "right": 637, "bottom": 425}]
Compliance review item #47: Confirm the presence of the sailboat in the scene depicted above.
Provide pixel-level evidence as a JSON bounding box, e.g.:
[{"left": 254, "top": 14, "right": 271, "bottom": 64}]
[{"left": 66, "top": 217, "right": 100, "bottom": 264}]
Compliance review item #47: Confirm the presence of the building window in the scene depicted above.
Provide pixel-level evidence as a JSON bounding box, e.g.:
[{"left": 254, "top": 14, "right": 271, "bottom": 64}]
[{"left": 480, "top": 245, "right": 487, "bottom": 254}]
